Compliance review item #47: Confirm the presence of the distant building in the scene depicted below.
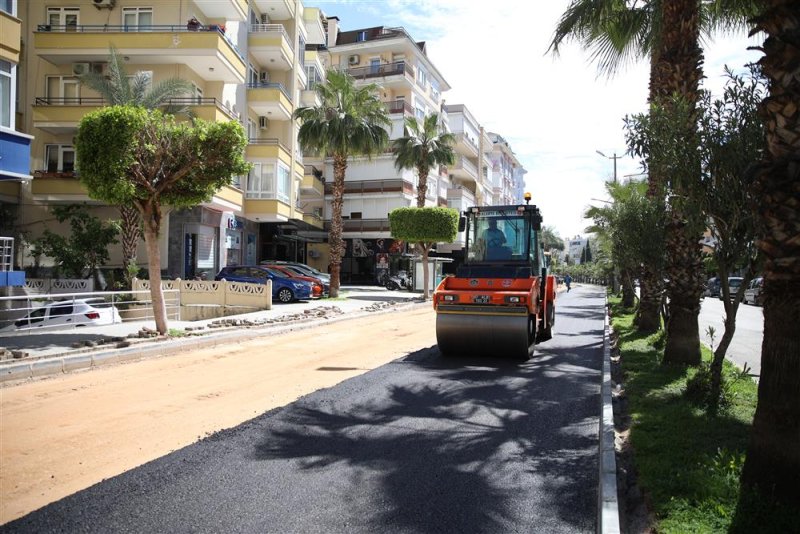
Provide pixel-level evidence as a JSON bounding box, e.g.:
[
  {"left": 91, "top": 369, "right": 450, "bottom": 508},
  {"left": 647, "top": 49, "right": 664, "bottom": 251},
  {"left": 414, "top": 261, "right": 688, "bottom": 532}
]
[{"left": 567, "top": 236, "right": 589, "bottom": 265}]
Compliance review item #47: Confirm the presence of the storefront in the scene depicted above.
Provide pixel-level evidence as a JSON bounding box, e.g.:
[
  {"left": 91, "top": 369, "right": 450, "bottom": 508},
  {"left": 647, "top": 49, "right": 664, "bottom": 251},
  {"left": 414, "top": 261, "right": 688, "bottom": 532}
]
[{"left": 340, "top": 238, "right": 406, "bottom": 284}]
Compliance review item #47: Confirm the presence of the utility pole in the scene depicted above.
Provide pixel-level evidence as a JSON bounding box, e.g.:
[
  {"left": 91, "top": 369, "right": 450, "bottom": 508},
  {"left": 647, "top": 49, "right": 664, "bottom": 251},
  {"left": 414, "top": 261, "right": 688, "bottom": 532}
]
[{"left": 596, "top": 150, "right": 621, "bottom": 183}]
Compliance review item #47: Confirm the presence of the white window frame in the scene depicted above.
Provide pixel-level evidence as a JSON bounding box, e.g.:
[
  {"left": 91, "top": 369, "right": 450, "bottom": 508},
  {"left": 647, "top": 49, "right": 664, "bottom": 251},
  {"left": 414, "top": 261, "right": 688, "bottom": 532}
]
[
  {"left": 245, "top": 162, "right": 276, "bottom": 199},
  {"left": 122, "top": 6, "right": 153, "bottom": 30},
  {"left": 276, "top": 163, "right": 290, "bottom": 204},
  {"left": 45, "top": 144, "right": 76, "bottom": 172},
  {"left": 47, "top": 7, "right": 79, "bottom": 28},
  {"left": 416, "top": 66, "right": 428, "bottom": 89},
  {"left": 0, "top": 60, "right": 12, "bottom": 128},
  {"left": 45, "top": 75, "right": 80, "bottom": 102}
]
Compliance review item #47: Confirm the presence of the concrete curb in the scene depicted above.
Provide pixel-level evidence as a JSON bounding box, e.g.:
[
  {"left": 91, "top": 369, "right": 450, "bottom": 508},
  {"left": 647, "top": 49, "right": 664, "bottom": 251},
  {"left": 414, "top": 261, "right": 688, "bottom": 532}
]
[
  {"left": 1, "top": 300, "right": 430, "bottom": 385},
  {"left": 599, "top": 298, "right": 621, "bottom": 534}
]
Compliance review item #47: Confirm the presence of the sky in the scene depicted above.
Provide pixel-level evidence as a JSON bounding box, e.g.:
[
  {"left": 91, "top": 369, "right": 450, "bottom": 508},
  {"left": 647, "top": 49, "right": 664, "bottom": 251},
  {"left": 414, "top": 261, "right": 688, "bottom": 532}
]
[{"left": 312, "top": 0, "right": 763, "bottom": 239}]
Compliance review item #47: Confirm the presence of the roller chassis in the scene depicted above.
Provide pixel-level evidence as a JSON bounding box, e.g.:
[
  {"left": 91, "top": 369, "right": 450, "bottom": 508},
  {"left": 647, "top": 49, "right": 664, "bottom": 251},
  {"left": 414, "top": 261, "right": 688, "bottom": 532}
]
[{"left": 433, "top": 202, "right": 557, "bottom": 360}]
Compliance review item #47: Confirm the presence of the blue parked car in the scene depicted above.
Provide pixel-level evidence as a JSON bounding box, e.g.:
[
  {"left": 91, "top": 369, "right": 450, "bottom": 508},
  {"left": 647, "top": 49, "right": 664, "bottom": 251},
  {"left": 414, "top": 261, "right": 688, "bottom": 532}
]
[{"left": 214, "top": 265, "right": 313, "bottom": 303}]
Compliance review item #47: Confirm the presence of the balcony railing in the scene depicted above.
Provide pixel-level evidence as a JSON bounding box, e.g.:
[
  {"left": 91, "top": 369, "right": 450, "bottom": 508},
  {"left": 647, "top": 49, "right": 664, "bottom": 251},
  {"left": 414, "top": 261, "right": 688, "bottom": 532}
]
[
  {"left": 324, "top": 179, "right": 414, "bottom": 196},
  {"left": 246, "top": 81, "right": 291, "bottom": 101},
  {"left": 248, "top": 23, "right": 293, "bottom": 49},
  {"left": 35, "top": 23, "right": 244, "bottom": 61},
  {"left": 33, "top": 170, "right": 78, "bottom": 178},
  {"left": 34, "top": 96, "right": 237, "bottom": 119},
  {"left": 248, "top": 137, "right": 290, "bottom": 153},
  {"left": 384, "top": 99, "right": 413, "bottom": 115},
  {"left": 345, "top": 61, "right": 414, "bottom": 81},
  {"left": 303, "top": 164, "right": 324, "bottom": 181}
]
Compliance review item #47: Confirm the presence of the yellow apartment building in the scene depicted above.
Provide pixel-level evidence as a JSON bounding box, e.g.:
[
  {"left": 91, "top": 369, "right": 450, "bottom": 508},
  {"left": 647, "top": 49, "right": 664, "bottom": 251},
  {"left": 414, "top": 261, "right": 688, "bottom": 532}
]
[{"left": 9, "top": 0, "right": 326, "bottom": 281}]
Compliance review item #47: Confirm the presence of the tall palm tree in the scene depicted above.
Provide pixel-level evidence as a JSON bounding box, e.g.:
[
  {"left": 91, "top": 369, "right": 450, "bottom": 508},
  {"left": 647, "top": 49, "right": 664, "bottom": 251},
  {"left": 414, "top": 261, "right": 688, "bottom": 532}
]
[
  {"left": 738, "top": 0, "right": 800, "bottom": 510},
  {"left": 550, "top": 0, "right": 758, "bottom": 352},
  {"left": 293, "top": 70, "right": 390, "bottom": 298},
  {"left": 393, "top": 113, "right": 456, "bottom": 208},
  {"left": 78, "top": 46, "right": 193, "bottom": 288}
]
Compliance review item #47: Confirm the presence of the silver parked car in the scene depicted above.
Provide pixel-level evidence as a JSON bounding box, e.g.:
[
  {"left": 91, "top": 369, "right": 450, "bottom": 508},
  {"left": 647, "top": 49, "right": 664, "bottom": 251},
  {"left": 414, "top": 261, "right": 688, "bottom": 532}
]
[{"left": 743, "top": 277, "right": 764, "bottom": 306}]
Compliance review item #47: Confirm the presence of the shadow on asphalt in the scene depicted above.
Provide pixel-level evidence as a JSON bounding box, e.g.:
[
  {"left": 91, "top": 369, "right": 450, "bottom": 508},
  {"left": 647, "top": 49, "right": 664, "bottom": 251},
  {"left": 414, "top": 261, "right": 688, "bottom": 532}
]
[
  {"left": 346, "top": 295, "right": 423, "bottom": 303},
  {"left": 253, "top": 343, "right": 599, "bottom": 532}
]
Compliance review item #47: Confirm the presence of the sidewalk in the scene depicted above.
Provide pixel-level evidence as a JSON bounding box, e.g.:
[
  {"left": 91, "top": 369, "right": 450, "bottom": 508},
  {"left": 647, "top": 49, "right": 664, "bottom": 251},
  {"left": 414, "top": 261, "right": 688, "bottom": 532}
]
[{"left": 0, "top": 285, "right": 427, "bottom": 383}]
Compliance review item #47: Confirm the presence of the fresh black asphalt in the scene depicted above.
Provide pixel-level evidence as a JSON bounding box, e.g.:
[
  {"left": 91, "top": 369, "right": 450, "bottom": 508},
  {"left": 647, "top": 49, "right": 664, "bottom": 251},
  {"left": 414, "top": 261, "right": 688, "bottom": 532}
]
[{"left": 2, "top": 285, "right": 606, "bottom": 534}]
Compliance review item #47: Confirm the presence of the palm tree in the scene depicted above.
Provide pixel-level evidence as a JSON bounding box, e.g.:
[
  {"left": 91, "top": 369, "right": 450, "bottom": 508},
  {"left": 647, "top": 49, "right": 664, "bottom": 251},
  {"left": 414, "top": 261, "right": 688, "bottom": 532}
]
[
  {"left": 78, "top": 46, "right": 193, "bottom": 288},
  {"left": 293, "top": 70, "right": 390, "bottom": 298},
  {"left": 550, "top": 0, "right": 758, "bottom": 358},
  {"left": 738, "top": 0, "right": 800, "bottom": 511},
  {"left": 393, "top": 113, "right": 456, "bottom": 208}
]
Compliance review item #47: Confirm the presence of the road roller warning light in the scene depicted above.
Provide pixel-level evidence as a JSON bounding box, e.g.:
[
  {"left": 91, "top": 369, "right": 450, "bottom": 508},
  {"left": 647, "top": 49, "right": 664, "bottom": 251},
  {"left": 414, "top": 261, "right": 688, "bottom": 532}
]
[{"left": 433, "top": 201, "right": 557, "bottom": 360}]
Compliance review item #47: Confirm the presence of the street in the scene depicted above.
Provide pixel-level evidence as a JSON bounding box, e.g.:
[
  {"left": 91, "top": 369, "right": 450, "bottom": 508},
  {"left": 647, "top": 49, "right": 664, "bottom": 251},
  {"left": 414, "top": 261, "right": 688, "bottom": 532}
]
[
  {"left": 699, "top": 296, "right": 764, "bottom": 377},
  {"left": 2, "top": 285, "right": 606, "bottom": 533}
]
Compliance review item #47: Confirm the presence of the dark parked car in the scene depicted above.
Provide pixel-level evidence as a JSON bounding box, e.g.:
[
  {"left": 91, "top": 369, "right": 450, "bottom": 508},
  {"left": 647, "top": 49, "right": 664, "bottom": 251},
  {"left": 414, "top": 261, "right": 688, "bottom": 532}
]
[
  {"left": 704, "top": 277, "right": 721, "bottom": 298},
  {"left": 262, "top": 264, "right": 325, "bottom": 298},
  {"left": 262, "top": 263, "right": 330, "bottom": 295},
  {"left": 215, "top": 266, "right": 313, "bottom": 303}
]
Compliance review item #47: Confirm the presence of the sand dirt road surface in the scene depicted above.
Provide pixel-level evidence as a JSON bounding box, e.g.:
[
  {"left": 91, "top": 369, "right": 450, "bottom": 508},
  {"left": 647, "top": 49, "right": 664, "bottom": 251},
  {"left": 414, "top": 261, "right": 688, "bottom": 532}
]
[{"left": 0, "top": 306, "right": 436, "bottom": 523}]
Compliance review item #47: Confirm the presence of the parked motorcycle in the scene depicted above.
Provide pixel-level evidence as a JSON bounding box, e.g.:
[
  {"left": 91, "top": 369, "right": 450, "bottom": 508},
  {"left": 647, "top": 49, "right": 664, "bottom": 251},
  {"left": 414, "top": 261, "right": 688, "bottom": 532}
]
[{"left": 385, "top": 270, "right": 411, "bottom": 291}]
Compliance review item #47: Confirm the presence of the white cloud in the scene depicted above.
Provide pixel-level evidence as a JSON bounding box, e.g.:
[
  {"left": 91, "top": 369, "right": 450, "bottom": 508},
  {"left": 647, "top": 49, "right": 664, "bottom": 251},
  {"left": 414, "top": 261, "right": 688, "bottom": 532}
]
[{"left": 318, "top": 0, "right": 762, "bottom": 238}]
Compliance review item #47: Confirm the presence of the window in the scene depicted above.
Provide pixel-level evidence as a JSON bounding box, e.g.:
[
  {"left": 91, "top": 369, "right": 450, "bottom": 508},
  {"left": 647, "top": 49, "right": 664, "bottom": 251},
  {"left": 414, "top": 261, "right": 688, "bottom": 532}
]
[
  {"left": 45, "top": 76, "right": 80, "bottom": 103},
  {"left": 122, "top": 7, "right": 152, "bottom": 30},
  {"left": 49, "top": 304, "right": 73, "bottom": 318},
  {"left": 305, "top": 66, "right": 321, "bottom": 90},
  {"left": 247, "top": 64, "right": 258, "bottom": 85},
  {"left": 415, "top": 106, "right": 425, "bottom": 120},
  {"left": 276, "top": 164, "right": 290, "bottom": 203},
  {"left": 356, "top": 31, "right": 367, "bottom": 42},
  {"left": 1, "top": 0, "right": 13, "bottom": 16},
  {"left": 298, "top": 35, "right": 306, "bottom": 67},
  {"left": 417, "top": 66, "right": 428, "bottom": 89},
  {"left": 246, "top": 163, "right": 275, "bottom": 199},
  {"left": 0, "top": 60, "right": 10, "bottom": 128},
  {"left": 45, "top": 145, "right": 75, "bottom": 173},
  {"left": 47, "top": 7, "right": 79, "bottom": 28}
]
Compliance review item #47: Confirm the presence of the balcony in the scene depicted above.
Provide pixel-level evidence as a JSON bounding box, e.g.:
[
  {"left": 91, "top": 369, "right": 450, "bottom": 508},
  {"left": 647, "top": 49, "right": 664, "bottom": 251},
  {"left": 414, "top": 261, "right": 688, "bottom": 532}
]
[
  {"left": 0, "top": 10, "right": 21, "bottom": 63},
  {"left": 204, "top": 184, "right": 244, "bottom": 213},
  {"left": 248, "top": 24, "right": 293, "bottom": 71},
  {"left": 31, "top": 173, "right": 90, "bottom": 201},
  {"left": 302, "top": 211, "right": 324, "bottom": 229},
  {"left": 384, "top": 99, "right": 413, "bottom": 116},
  {"left": 324, "top": 179, "right": 414, "bottom": 196},
  {"left": 194, "top": 0, "right": 248, "bottom": 21},
  {"left": 243, "top": 198, "right": 293, "bottom": 222},
  {"left": 303, "top": 7, "right": 326, "bottom": 45},
  {"left": 449, "top": 155, "right": 478, "bottom": 182},
  {"left": 454, "top": 132, "right": 480, "bottom": 158},
  {"left": 300, "top": 89, "right": 321, "bottom": 108},
  {"left": 32, "top": 97, "right": 237, "bottom": 133},
  {"left": 34, "top": 24, "right": 246, "bottom": 83},
  {"left": 345, "top": 61, "right": 414, "bottom": 87},
  {"left": 246, "top": 138, "right": 291, "bottom": 161},
  {"left": 253, "top": 0, "right": 296, "bottom": 21},
  {"left": 247, "top": 82, "right": 293, "bottom": 120},
  {"left": 300, "top": 166, "right": 324, "bottom": 197}
]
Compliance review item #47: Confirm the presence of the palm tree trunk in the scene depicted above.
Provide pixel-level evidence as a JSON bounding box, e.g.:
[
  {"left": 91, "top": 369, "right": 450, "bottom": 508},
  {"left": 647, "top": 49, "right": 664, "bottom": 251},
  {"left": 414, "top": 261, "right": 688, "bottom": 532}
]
[
  {"left": 119, "top": 204, "right": 141, "bottom": 289},
  {"left": 636, "top": 265, "right": 662, "bottom": 333},
  {"left": 141, "top": 202, "right": 168, "bottom": 335},
  {"left": 621, "top": 267, "right": 635, "bottom": 308},
  {"left": 420, "top": 243, "right": 431, "bottom": 300},
  {"left": 416, "top": 162, "right": 429, "bottom": 208},
  {"left": 740, "top": 0, "right": 800, "bottom": 505},
  {"left": 328, "top": 154, "right": 348, "bottom": 298},
  {"left": 652, "top": 0, "right": 704, "bottom": 365},
  {"left": 663, "top": 214, "right": 704, "bottom": 365}
]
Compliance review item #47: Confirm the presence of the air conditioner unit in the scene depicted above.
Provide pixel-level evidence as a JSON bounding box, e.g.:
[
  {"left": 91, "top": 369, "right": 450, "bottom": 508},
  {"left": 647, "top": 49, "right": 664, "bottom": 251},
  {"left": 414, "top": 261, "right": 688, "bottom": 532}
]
[
  {"left": 348, "top": 55, "right": 360, "bottom": 65},
  {"left": 90, "top": 62, "right": 108, "bottom": 75},
  {"left": 92, "top": 0, "right": 115, "bottom": 7},
  {"left": 259, "top": 71, "right": 268, "bottom": 83},
  {"left": 72, "top": 62, "right": 91, "bottom": 76},
  {"left": 259, "top": 116, "right": 269, "bottom": 129}
]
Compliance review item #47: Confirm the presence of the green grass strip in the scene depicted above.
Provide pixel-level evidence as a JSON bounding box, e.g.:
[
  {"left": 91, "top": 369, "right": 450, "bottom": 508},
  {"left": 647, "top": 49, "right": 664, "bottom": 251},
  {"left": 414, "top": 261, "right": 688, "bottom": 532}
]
[{"left": 609, "top": 297, "right": 758, "bottom": 533}]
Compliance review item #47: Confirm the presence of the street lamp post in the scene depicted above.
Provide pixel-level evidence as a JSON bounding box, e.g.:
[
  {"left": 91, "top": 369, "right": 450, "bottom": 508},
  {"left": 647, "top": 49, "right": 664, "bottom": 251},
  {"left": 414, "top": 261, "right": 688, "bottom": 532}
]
[{"left": 596, "top": 150, "right": 621, "bottom": 183}]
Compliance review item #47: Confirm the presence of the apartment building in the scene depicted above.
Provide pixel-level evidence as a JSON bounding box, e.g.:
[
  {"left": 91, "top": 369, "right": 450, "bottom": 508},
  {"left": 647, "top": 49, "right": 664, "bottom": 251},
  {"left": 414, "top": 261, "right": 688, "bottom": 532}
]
[
  {"left": 488, "top": 132, "right": 525, "bottom": 206},
  {"left": 0, "top": 0, "right": 33, "bottom": 190},
  {"left": 301, "top": 22, "right": 451, "bottom": 282},
  {"left": 9, "top": 0, "right": 325, "bottom": 280},
  {"left": 436, "top": 103, "right": 492, "bottom": 256}
]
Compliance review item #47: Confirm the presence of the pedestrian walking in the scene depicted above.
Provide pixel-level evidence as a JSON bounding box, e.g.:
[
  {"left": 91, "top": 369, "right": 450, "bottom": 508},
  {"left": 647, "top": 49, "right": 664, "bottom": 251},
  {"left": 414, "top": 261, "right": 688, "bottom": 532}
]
[{"left": 565, "top": 274, "right": 572, "bottom": 292}]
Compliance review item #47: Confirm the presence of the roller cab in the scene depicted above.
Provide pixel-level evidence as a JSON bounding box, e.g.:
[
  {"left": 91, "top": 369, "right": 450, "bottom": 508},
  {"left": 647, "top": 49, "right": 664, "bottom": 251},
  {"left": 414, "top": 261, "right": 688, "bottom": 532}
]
[{"left": 433, "top": 200, "right": 556, "bottom": 360}]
